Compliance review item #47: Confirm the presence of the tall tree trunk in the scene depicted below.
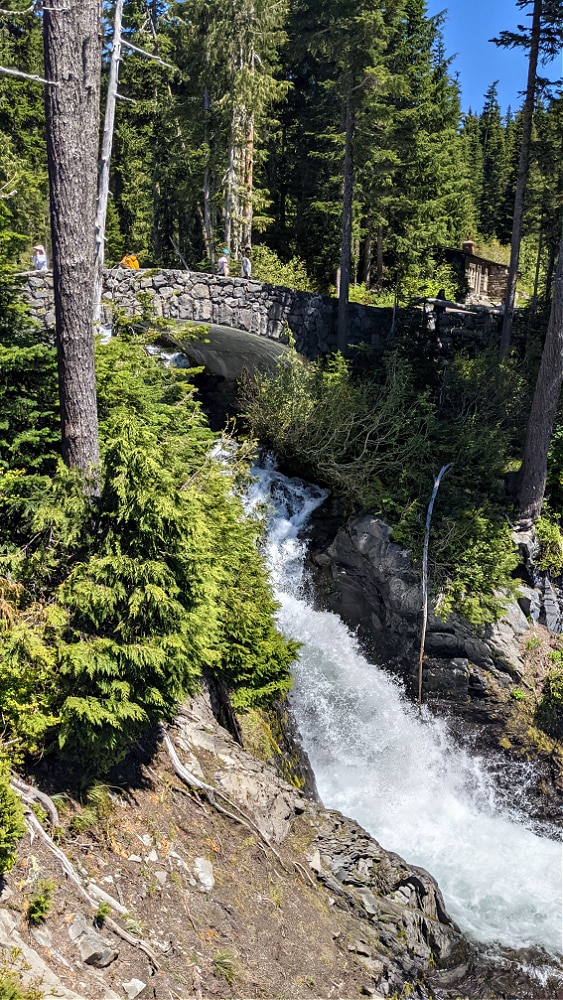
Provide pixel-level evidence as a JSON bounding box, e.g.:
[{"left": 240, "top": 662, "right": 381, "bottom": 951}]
[
  {"left": 376, "top": 224, "right": 383, "bottom": 287},
  {"left": 499, "top": 0, "right": 542, "bottom": 359},
  {"left": 202, "top": 87, "right": 214, "bottom": 265},
  {"left": 43, "top": 0, "right": 102, "bottom": 473},
  {"left": 518, "top": 230, "right": 563, "bottom": 522},
  {"left": 337, "top": 99, "right": 354, "bottom": 354},
  {"left": 359, "top": 224, "right": 372, "bottom": 288},
  {"left": 93, "top": 0, "right": 123, "bottom": 326},
  {"left": 241, "top": 114, "right": 254, "bottom": 249}
]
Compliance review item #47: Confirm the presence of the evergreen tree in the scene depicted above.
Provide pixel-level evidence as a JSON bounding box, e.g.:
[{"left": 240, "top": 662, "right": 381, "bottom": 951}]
[
  {"left": 494, "top": 0, "right": 563, "bottom": 356},
  {"left": 478, "top": 83, "right": 507, "bottom": 238},
  {"left": 0, "top": 12, "right": 48, "bottom": 263}
]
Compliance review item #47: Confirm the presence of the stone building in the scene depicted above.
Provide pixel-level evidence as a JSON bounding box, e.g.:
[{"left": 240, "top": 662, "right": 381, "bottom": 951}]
[{"left": 443, "top": 238, "right": 509, "bottom": 305}]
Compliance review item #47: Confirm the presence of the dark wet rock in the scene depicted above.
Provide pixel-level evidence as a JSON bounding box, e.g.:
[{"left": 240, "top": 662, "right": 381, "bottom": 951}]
[{"left": 309, "top": 808, "right": 461, "bottom": 972}]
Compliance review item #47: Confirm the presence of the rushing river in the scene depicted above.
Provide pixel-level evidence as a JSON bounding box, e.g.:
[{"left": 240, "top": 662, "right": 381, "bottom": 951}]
[{"left": 246, "top": 460, "right": 563, "bottom": 962}]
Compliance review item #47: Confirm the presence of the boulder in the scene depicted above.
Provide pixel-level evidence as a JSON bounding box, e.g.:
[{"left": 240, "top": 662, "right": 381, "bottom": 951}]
[
  {"left": 68, "top": 912, "right": 118, "bottom": 968},
  {"left": 312, "top": 513, "right": 530, "bottom": 694}
]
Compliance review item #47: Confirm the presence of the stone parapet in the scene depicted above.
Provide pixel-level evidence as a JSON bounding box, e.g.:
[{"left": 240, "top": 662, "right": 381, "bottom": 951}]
[{"left": 21, "top": 267, "right": 394, "bottom": 360}]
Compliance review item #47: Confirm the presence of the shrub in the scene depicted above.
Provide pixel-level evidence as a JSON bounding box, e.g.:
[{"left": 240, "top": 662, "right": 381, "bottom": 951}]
[
  {"left": 0, "top": 751, "right": 25, "bottom": 874},
  {"left": 535, "top": 514, "right": 563, "bottom": 576},
  {"left": 536, "top": 667, "right": 563, "bottom": 739},
  {"left": 240, "top": 351, "right": 434, "bottom": 511},
  {"left": 241, "top": 347, "right": 521, "bottom": 623},
  {"left": 249, "top": 245, "right": 313, "bottom": 292},
  {"left": 0, "top": 971, "right": 44, "bottom": 1000},
  {"left": 25, "top": 880, "right": 55, "bottom": 925}
]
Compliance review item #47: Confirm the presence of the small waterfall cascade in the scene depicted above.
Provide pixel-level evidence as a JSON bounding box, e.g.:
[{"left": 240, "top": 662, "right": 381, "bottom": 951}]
[{"left": 246, "top": 460, "right": 562, "bottom": 959}]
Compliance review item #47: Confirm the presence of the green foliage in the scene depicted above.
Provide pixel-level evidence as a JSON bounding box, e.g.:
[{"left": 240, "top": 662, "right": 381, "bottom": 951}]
[
  {"left": 0, "top": 323, "right": 295, "bottom": 769},
  {"left": 536, "top": 663, "right": 563, "bottom": 739},
  {"left": 0, "top": 971, "right": 44, "bottom": 1000},
  {"left": 432, "top": 511, "right": 519, "bottom": 624},
  {"left": 241, "top": 351, "right": 434, "bottom": 511},
  {"left": 212, "top": 950, "right": 239, "bottom": 984},
  {"left": 25, "top": 880, "right": 55, "bottom": 925},
  {"left": 535, "top": 513, "right": 563, "bottom": 575},
  {"left": 250, "top": 245, "right": 313, "bottom": 292},
  {"left": 0, "top": 265, "right": 58, "bottom": 474},
  {"left": 0, "top": 750, "right": 25, "bottom": 874},
  {"left": 94, "top": 901, "right": 112, "bottom": 925},
  {"left": 242, "top": 346, "right": 522, "bottom": 623}
]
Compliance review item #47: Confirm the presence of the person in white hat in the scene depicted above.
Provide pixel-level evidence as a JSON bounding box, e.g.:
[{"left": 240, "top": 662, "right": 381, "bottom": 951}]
[{"left": 32, "top": 244, "right": 48, "bottom": 272}]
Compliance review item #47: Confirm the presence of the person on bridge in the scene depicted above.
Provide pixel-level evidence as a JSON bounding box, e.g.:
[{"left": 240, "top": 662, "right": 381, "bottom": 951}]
[
  {"left": 241, "top": 246, "right": 252, "bottom": 279},
  {"left": 32, "top": 244, "right": 48, "bottom": 271},
  {"left": 217, "top": 248, "right": 230, "bottom": 277}
]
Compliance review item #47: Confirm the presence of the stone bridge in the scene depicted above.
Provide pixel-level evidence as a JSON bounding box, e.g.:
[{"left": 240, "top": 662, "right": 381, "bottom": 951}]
[{"left": 24, "top": 267, "right": 394, "bottom": 359}]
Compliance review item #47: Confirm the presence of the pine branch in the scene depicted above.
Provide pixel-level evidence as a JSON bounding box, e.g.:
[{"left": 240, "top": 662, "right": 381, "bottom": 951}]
[{"left": 0, "top": 4, "right": 33, "bottom": 13}]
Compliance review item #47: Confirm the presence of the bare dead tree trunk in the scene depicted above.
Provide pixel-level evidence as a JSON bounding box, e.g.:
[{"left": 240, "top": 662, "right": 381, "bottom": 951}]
[
  {"left": 241, "top": 113, "right": 254, "bottom": 249},
  {"left": 43, "top": 0, "right": 101, "bottom": 473},
  {"left": 499, "top": 0, "right": 542, "bottom": 359},
  {"left": 224, "top": 127, "right": 238, "bottom": 252},
  {"left": 93, "top": 0, "right": 123, "bottom": 326},
  {"left": 359, "top": 224, "right": 371, "bottom": 287},
  {"left": 337, "top": 99, "right": 354, "bottom": 354},
  {"left": 202, "top": 87, "right": 215, "bottom": 266},
  {"left": 518, "top": 230, "right": 563, "bottom": 522},
  {"left": 418, "top": 464, "right": 452, "bottom": 708}
]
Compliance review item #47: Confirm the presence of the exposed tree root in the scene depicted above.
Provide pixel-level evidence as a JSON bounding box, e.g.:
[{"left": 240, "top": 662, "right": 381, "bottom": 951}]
[
  {"left": 21, "top": 806, "right": 160, "bottom": 968},
  {"left": 158, "top": 721, "right": 290, "bottom": 875},
  {"left": 11, "top": 775, "right": 60, "bottom": 827}
]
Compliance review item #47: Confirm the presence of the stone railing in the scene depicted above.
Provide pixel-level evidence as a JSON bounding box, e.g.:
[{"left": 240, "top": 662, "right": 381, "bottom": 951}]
[{"left": 23, "top": 268, "right": 394, "bottom": 359}]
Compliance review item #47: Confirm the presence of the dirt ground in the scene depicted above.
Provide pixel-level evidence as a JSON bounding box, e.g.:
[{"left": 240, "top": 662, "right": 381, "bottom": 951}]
[{"left": 2, "top": 734, "right": 391, "bottom": 1000}]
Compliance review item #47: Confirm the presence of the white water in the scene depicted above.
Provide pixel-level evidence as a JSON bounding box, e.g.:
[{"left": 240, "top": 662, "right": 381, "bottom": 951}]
[{"left": 247, "top": 461, "right": 563, "bottom": 958}]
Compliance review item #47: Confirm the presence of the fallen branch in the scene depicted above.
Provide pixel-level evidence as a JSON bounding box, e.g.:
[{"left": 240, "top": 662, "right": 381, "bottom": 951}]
[
  {"left": 22, "top": 809, "right": 159, "bottom": 967},
  {"left": 11, "top": 775, "right": 60, "bottom": 827}
]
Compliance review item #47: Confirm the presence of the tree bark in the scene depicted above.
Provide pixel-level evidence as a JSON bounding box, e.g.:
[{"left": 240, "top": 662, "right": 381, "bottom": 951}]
[
  {"left": 499, "top": 0, "right": 542, "bottom": 359},
  {"left": 43, "top": 0, "right": 101, "bottom": 472},
  {"left": 337, "top": 99, "right": 354, "bottom": 355},
  {"left": 93, "top": 0, "right": 123, "bottom": 326},
  {"left": 518, "top": 230, "right": 563, "bottom": 522}
]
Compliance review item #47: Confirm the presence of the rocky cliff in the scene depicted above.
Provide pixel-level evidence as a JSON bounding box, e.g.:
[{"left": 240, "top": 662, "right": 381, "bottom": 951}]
[{"left": 2, "top": 690, "right": 466, "bottom": 1000}]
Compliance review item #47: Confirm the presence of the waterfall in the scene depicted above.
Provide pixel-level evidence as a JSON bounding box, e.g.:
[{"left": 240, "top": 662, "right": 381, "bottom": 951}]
[{"left": 247, "top": 460, "right": 563, "bottom": 959}]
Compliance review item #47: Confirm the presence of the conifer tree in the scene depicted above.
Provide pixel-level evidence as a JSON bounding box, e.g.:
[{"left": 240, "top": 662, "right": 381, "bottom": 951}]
[
  {"left": 495, "top": 0, "right": 563, "bottom": 357},
  {"left": 478, "top": 83, "right": 507, "bottom": 238}
]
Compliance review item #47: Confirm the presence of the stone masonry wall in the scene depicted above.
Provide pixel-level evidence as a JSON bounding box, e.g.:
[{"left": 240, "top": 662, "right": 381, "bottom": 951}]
[{"left": 23, "top": 268, "right": 394, "bottom": 360}]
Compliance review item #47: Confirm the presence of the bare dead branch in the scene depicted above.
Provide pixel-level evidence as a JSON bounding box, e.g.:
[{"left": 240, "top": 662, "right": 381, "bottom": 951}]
[
  {"left": 0, "top": 64, "right": 59, "bottom": 85},
  {"left": 120, "top": 37, "right": 176, "bottom": 71}
]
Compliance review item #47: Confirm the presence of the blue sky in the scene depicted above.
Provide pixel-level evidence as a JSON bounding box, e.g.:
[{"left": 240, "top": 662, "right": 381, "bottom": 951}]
[{"left": 426, "top": 0, "right": 562, "bottom": 114}]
